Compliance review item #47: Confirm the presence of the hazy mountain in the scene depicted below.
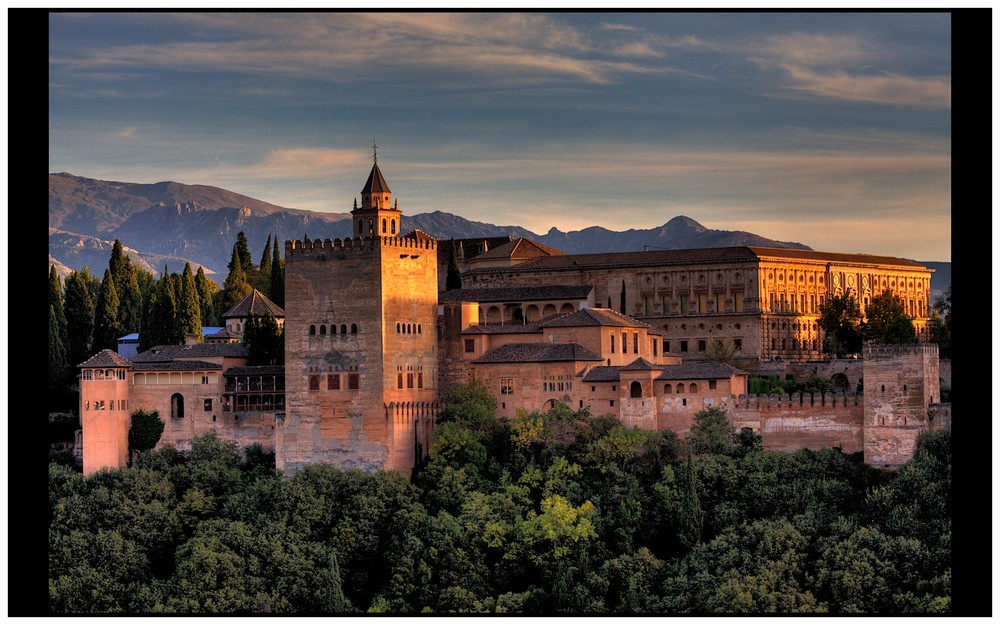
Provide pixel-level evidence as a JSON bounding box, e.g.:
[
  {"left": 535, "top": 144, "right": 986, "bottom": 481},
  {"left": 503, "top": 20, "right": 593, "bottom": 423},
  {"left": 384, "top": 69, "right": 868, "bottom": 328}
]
[{"left": 48, "top": 173, "right": 948, "bottom": 298}]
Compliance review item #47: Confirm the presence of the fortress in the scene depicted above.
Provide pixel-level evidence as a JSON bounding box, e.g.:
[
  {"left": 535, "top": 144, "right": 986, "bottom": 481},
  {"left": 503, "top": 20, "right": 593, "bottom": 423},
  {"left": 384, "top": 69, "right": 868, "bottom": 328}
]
[{"left": 77, "top": 157, "right": 949, "bottom": 475}]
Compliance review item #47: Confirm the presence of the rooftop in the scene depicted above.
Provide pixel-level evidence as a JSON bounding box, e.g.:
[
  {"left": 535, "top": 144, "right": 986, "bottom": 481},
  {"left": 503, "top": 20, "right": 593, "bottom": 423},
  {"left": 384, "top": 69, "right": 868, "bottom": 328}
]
[
  {"left": 539, "top": 307, "right": 649, "bottom": 329},
  {"left": 221, "top": 289, "right": 285, "bottom": 320},
  {"left": 78, "top": 349, "right": 132, "bottom": 369},
  {"left": 131, "top": 343, "right": 249, "bottom": 363},
  {"left": 440, "top": 284, "right": 593, "bottom": 303},
  {"left": 473, "top": 342, "right": 603, "bottom": 364}
]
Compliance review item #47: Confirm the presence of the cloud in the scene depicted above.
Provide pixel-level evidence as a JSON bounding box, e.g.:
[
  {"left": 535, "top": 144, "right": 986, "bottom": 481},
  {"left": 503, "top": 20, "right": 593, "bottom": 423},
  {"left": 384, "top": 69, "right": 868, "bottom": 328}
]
[
  {"left": 748, "top": 33, "right": 951, "bottom": 109},
  {"left": 49, "top": 13, "right": 672, "bottom": 89},
  {"left": 115, "top": 127, "right": 139, "bottom": 139}
]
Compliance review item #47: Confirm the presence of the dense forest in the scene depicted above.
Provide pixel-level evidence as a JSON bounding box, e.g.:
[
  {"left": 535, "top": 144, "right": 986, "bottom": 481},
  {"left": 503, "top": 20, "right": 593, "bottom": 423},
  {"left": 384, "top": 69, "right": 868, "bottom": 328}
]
[{"left": 48, "top": 382, "right": 952, "bottom": 615}]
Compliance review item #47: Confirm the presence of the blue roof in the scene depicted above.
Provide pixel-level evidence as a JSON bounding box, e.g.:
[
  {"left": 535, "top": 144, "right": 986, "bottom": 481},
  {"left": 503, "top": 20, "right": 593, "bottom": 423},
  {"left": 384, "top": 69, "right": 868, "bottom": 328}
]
[{"left": 117, "top": 327, "right": 224, "bottom": 342}]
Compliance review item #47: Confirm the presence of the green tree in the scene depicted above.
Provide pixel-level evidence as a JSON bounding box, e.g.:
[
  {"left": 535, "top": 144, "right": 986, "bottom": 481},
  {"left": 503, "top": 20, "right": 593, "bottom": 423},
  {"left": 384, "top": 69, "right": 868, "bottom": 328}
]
[
  {"left": 229, "top": 231, "right": 254, "bottom": 275},
  {"left": 818, "top": 289, "right": 863, "bottom": 357},
  {"left": 177, "top": 262, "right": 203, "bottom": 341},
  {"left": 270, "top": 239, "right": 285, "bottom": 308},
  {"left": 619, "top": 279, "right": 626, "bottom": 314},
  {"left": 195, "top": 266, "right": 220, "bottom": 327},
  {"left": 92, "top": 268, "right": 122, "bottom": 352},
  {"left": 437, "top": 379, "right": 498, "bottom": 429},
  {"left": 677, "top": 451, "right": 704, "bottom": 549},
  {"left": 49, "top": 265, "right": 69, "bottom": 348},
  {"left": 687, "top": 406, "right": 734, "bottom": 456},
  {"left": 221, "top": 253, "right": 253, "bottom": 315},
  {"left": 929, "top": 285, "right": 951, "bottom": 358},
  {"left": 64, "top": 269, "right": 96, "bottom": 368},
  {"left": 49, "top": 304, "right": 71, "bottom": 405},
  {"left": 257, "top": 234, "right": 273, "bottom": 296},
  {"left": 244, "top": 311, "right": 284, "bottom": 365},
  {"left": 446, "top": 239, "right": 463, "bottom": 291},
  {"left": 863, "top": 289, "right": 917, "bottom": 345},
  {"left": 109, "top": 239, "right": 144, "bottom": 334},
  {"left": 129, "top": 409, "right": 165, "bottom": 465}
]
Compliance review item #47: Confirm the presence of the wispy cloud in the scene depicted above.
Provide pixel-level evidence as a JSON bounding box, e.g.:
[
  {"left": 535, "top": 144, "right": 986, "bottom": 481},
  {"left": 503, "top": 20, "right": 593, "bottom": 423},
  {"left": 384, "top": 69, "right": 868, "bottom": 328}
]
[{"left": 749, "top": 33, "right": 951, "bottom": 108}]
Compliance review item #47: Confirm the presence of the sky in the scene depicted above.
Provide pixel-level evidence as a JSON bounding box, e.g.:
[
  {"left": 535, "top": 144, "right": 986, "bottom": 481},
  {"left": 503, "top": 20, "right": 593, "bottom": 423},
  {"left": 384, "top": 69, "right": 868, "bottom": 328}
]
[{"left": 48, "top": 11, "right": 952, "bottom": 262}]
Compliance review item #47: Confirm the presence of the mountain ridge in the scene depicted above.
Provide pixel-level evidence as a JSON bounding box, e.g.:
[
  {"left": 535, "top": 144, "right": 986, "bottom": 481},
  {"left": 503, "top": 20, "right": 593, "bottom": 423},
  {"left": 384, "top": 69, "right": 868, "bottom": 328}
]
[{"left": 48, "top": 173, "right": 947, "bottom": 300}]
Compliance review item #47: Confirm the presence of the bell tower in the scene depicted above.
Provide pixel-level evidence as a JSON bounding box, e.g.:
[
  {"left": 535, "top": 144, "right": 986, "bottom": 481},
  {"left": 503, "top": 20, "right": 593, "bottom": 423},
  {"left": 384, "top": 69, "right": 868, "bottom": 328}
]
[{"left": 352, "top": 141, "right": 402, "bottom": 238}]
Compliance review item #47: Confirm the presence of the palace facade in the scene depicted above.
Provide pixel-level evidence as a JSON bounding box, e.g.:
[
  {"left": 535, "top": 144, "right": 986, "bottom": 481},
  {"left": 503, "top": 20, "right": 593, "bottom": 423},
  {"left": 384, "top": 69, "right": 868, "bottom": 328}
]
[{"left": 77, "top": 157, "right": 945, "bottom": 476}]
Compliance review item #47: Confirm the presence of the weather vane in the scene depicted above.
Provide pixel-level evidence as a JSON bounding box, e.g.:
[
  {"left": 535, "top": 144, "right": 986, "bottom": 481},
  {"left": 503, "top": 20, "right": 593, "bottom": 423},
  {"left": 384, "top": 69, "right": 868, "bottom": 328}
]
[{"left": 373, "top": 139, "right": 378, "bottom": 163}]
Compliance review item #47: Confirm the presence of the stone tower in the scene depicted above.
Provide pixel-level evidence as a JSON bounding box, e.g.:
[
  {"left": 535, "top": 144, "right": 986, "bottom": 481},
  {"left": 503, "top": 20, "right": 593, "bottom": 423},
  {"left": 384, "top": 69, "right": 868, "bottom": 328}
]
[
  {"left": 78, "top": 349, "right": 133, "bottom": 474},
  {"left": 863, "top": 343, "right": 941, "bottom": 469},
  {"left": 279, "top": 155, "right": 439, "bottom": 475}
]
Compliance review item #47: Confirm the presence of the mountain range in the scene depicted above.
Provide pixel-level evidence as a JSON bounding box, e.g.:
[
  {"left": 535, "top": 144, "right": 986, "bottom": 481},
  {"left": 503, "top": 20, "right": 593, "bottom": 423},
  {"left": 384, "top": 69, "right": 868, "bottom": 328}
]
[{"left": 48, "top": 173, "right": 949, "bottom": 300}]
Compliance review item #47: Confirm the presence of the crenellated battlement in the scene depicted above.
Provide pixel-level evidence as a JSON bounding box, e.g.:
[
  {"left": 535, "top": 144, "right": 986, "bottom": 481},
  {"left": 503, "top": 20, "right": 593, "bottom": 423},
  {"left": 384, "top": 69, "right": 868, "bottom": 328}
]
[
  {"left": 730, "top": 391, "right": 862, "bottom": 411},
  {"left": 863, "top": 343, "right": 939, "bottom": 359},
  {"left": 285, "top": 235, "right": 437, "bottom": 259}
]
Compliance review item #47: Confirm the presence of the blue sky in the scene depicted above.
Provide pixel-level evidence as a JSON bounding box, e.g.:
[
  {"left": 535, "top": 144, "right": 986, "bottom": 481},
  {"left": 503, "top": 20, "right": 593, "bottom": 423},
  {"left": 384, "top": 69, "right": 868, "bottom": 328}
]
[{"left": 48, "top": 11, "right": 952, "bottom": 262}]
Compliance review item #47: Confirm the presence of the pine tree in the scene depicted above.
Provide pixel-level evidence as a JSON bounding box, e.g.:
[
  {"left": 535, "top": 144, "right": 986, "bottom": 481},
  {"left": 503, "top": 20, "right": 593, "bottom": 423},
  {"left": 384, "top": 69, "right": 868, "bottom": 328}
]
[
  {"left": 178, "top": 262, "right": 203, "bottom": 341},
  {"left": 64, "top": 269, "right": 96, "bottom": 368},
  {"left": 446, "top": 238, "right": 462, "bottom": 291},
  {"left": 270, "top": 238, "right": 285, "bottom": 308},
  {"left": 92, "top": 268, "right": 122, "bottom": 352},
  {"left": 195, "top": 266, "right": 220, "bottom": 326}
]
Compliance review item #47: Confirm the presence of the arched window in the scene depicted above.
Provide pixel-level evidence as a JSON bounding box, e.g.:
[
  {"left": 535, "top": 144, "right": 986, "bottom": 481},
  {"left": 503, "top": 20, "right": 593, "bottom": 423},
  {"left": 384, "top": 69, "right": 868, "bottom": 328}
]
[
  {"left": 689, "top": 383, "right": 698, "bottom": 393},
  {"left": 560, "top": 303, "right": 575, "bottom": 314},
  {"left": 664, "top": 383, "right": 672, "bottom": 394},
  {"left": 396, "top": 322, "right": 401, "bottom": 333},
  {"left": 382, "top": 218, "right": 387, "bottom": 234},
  {"left": 341, "top": 324, "right": 347, "bottom": 334},
  {"left": 171, "top": 393, "right": 185, "bottom": 419},
  {"left": 417, "top": 324, "right": 422, "bottom": 334},
  {"left": 351, "top": 324, "right": 358, "bottom": 334},
  {"left": 677, "top": 383, "right": 685, "bottom": 394},
  {"left": 319, "top": 325, "right": 326, "bottom": 335},
  {"left": 309, "top": 325, "right": 316, "bottom": 335},
  {"left": 630, "top": 381, "right": 643, "bottom": 398},
  {"left": 391, "top": 220, "right": 396, "bottom": 234},
  {"left": 331, "top": 324, "right": 337, "bottom": 335}
]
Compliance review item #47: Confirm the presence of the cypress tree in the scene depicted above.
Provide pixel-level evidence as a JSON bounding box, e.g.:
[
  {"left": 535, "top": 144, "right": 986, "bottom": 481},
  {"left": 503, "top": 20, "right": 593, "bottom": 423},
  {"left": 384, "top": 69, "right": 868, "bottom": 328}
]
[
  {"left": 229, "top": 231, "right": 254, "bottom": 275},
  {"left": 195, "top": 266, "right": 220, "bottom": 327},
  {"left": 270, "top": 238, "right": 285, "bottom": 308},
  {"left": 93, "top": 268, "right": 122, "bottom": 352},
  {"left": 64, "top": 269, "right": 96, "bottom": 368},
  {"left": 139, "top": 286, "right": 160, "bottom": 352},
  {"left": 678, "top": 450, "right": 704, "bottom": 549},
  {"left": 158, "top": 273, "right": 181, "bottom": 345},
  {"left": 48, "top": 304, "right": 70, "bottom": 405},
  {"left": 446, "top": 238, "right": 463, "bottom": 291},
  {"left": 259, "top": 234, "right": 273, "bottom": 278},
  {"left": 49, "top": 265, "right": 69, "bottom": 350},
  {"left": 620, "top": 279, "right": 627, "bottom": 315},
  {"left": 222, "top": 254, "right": 252, "bottom": 314},
  {"left": 178, "top": 262, "right": 203, "bottom": 341},
  {"left": 109, "top": 240, "right": 143, "bottom": 334}
]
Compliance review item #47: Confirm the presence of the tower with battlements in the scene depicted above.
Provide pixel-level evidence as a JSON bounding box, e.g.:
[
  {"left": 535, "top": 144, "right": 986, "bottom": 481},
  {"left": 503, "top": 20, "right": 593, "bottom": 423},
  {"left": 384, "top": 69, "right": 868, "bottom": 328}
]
[{"left": 279, "top": 155, "right": 439, "bottom": 475}]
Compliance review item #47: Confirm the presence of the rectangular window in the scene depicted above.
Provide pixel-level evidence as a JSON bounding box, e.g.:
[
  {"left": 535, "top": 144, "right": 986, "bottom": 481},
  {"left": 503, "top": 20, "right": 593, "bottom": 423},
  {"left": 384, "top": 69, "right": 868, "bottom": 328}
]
[
  {"left": 665, "top": 341, "right": 670, "bottom": 353},
  {"left": 464, "top": 339, "right": 475, "bottom": 353},
  {"left": 810, "top": 294, "right": 816, "bottom": 313},
  {"left": 653, "top": 339, "right": 658, "bottom": 356},
  {"left": 328, "top": 374, "right": 340, "bottom": 390},
  {"left": 644, "top": 295, "right": 652, "bottom": 316},
  {"left": 698, "top": 293, "right": 707, "bottom": 313},
  {"left": 622, "top": 332, "right": 628, "bottom": 354},
  {"left": 716, "top": 292, "right": 725, "bottom": 313},
  {"left": 734, "top": 292, "right": 744, "bottom": 313},
  {"left": 633, "top": 333, "right": 638, "bottom": 353},
  {"left": 680, "top": 341, "right": 688, "bottom": 353},
  {"left": 348, "top": 374, "right": 359, "bottom": 390},
  {"left": 407, "top": 373, "right": 414, "bottom": 389},
  {"left": 734, "top": 338, "right": 742, "bottom": 351},
  {"left": 500, "top": 378, "right": 514, "bottom": 395},
  {"left": 698, "top": 340, "right": 706, "bottom": 352},
  {"left": 417, "top": 372, "right": 423, "bottom": 389},
  {"left": 83, "top": 371, "right": 93, "bottom": 380},
  {"left": 679, "top": 293, "right": 689, "bottom": 315},
  {"left": 202, "top": 375, "right": 210, "bottom": 384},
  {"left": 397, "top": 373, "right": 403, "bottom": 389},
  {"left": 611, "top": 335, "right": 615, "bottom": 353},
  {"left": 591, "top": 386, "right": 596, "bottom": 392},
  {"left": 558, "top": 382, "right": 564, "bottom": 391},
  {"left": 662, "top": 296, "right": 670, "bottom": 315},
  {"left": 309, "top": 375, "right": 320, "bottom": 391},
  {"left": 709, "top": 380, "right": 717, "bottom": 390},
  {"left": 610, "top": 399, "right": 615, "bottom": 407},
  {"left": 204, "top": 399, "right": 213, "bottom": 411}
]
